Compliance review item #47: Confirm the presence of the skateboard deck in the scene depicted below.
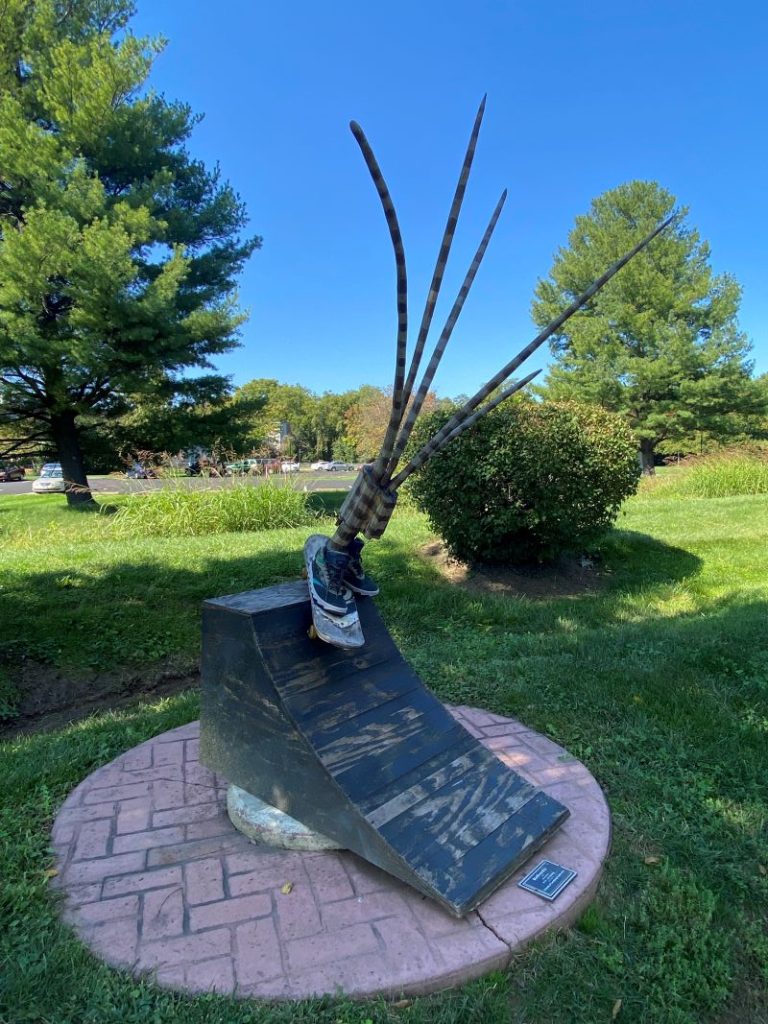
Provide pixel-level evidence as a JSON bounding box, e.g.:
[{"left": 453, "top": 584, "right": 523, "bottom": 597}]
[{"left": 303, "top": 534, "right": 365, "bottom": 649}]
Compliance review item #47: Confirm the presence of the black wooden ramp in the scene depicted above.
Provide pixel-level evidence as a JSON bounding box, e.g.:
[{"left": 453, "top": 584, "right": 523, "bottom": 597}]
[{"left": 200, "top": 581, "right": 569, "bottom": 917}]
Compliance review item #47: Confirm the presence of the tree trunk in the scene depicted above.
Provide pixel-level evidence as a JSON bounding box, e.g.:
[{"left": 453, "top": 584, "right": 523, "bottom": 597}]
[
  {"left": 639, "top": 439, "right": 656, "bottom": 476},
  {"left": 50, "top": 410, "right": 95, "bottom": 507}
]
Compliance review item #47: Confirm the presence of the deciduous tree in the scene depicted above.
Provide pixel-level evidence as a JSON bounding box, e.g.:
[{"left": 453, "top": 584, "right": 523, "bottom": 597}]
[
  {"left": 344, "top": 386, "right": 440, "bottom": 463},
  {"left": 233, "top": 379, "right": 315, "bottom": 456},
  {"left": 232, "top": 380, "right": 360, "bottom": 460}
]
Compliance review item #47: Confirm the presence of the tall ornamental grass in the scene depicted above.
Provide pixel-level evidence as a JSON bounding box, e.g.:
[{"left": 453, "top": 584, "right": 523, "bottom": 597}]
[
  {"left": 110, "top": 480, "right": 317, "bottom": 538},
  {"left": 664, "top": 450, "right": 768, "bottom": 499}
]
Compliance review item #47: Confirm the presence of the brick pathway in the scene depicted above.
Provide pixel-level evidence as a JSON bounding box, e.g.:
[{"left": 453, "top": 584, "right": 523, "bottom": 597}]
[{"left": 51, "top": 707, "right": 610, "bottom": 999}]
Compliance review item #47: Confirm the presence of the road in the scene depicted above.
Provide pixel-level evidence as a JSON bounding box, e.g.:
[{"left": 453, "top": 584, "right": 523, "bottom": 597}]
[{"left": 0, "top": 472, "right": 357, "bottom": 497}]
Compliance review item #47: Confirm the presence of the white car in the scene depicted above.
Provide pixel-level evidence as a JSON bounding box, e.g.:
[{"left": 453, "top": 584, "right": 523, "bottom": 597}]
[
  {"left": 32, "top": 463, "right": 66, "bottom": 493},
  {"left": 310, "top": 460, "right": 331, "bottom": 471},
  {"left": 281, "top": 461, "right": 300, "bottom": 473}
]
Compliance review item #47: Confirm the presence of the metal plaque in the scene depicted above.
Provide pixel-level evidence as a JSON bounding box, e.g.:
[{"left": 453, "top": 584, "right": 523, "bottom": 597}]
[{"left": 518, "top": 859, "right": 577, "bottom": 901}]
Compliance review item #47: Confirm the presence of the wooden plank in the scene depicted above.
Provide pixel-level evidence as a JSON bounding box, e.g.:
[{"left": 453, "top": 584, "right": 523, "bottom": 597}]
[
  {"left": 305, "top": 682, "right": 441, "bottom": 755},
  {"left": 381, "top": 759, "right": 534, "bottom": 863},
  {"left": 205, "top": 580, "right": 309, "bottom": 614},
  {"left": 333, "top": 720, "right": 470, "bottom": 805},
  {"left": 357, "top": 731, "right": 478, "bottom": 815},
  {"left": 427, "top": 790, "right": 570, "bottom": 912},
  {"left": 263, "top": 624, "right": 395, "bottom": 698},
  {"left": 284, "top": 662, "right": 421, "bottom": 731},
  {"left": 315, "top": 703, "right": 430, "bottom": 775},
  {"left": 364, "top": 743, "right": 490, "bottom": 828}
]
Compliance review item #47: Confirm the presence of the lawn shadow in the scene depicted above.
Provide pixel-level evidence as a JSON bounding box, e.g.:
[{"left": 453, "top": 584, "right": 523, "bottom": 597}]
[
  {"left": 412, "top": 529, "right": 702, "bottom": 601},
  {"left": 0, "top": 524, "right": 743, "bottom": 757},
  {"left": 2, "top": 513, "right": 765, "bottom": 1024},
  {"left": 374, "top": 527, "right": 702, "bottom": 613}
]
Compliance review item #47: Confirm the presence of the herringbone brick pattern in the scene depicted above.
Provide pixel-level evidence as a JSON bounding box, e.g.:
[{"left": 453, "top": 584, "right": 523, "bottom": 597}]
[{"left": 51, "top": 707, "right": 609, "bottom": 999}]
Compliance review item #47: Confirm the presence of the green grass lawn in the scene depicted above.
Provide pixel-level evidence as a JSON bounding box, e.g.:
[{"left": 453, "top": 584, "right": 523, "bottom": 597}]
[{"left": 1, "top": 487, "right": 767, "bottom": 1023}]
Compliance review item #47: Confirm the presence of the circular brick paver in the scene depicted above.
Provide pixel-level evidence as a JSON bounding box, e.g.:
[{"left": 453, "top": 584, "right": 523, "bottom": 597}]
[{"left": 51, "top": 707, "right": 611, "bottom": 1000}]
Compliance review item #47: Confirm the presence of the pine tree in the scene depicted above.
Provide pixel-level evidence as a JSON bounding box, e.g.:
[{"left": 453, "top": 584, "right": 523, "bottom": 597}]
[
  {"left": 532, "top": 181, "right": 762, "bottom": 472},
  {"left": 0, "top": 0, "right": 259, "bottom": 503}
]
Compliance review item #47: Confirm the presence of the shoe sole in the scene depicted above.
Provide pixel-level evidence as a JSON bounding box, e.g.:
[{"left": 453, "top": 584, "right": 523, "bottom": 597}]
[{"left": 346, "top": 582, "right": 379, "bottom": 597}]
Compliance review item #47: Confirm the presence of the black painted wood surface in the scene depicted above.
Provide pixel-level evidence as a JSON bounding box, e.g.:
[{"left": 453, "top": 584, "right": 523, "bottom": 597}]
[{"left": 200, "top": 580, "right": 569, "bottom": 917}]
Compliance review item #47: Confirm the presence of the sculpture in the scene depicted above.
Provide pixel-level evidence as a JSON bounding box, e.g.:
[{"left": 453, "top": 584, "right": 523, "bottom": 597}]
[
  {"left": 201, "top": 99, "right": 672, "bottom": 914},
  {"left": 305, "top": 97, "right": 672, "bottom": 644}
]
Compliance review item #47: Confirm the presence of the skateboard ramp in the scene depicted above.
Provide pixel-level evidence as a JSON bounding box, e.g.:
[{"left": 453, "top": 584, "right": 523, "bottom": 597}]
[{"left": 200, "top": 581, "right": 569, "bottom": 916}]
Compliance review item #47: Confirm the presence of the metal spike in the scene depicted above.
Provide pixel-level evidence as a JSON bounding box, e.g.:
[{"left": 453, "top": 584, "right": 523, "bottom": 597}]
[
  {"left": 384, "top": 187, "right": 507, "bottom": 482},
  {"left": 390, "top": 215, "right": 675, "bottom": 489},
  {"left": 349, "top": 121, "right": 408, "bottom": 478},
  {"left": 393, "top": 370, "right": 540, "bottom": 486},
  {"left": 395, "top": 96, "right": 488, "bottom": 430}
]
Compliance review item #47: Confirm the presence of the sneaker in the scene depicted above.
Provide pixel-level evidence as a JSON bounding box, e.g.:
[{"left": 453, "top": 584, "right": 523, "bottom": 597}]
[
  {"left": 344, "top": 537, "right": 379, "bottom": 597},
  {"left": 309, "top": 544, "right": 355, "bottom": 615}
]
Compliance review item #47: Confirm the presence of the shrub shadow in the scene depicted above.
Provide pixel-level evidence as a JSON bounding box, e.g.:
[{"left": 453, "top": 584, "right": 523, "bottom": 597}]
[
  {"left": 413, "top": 529, "right": 701, "bottom": 601},
  {"left": 376, "top": 527, "right": 701, "bottom": 607}
]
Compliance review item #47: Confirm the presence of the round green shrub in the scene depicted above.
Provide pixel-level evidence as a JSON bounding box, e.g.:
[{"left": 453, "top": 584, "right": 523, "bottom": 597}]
[{"left": 406, "top": 398, "right": 640, "bottom": 564}]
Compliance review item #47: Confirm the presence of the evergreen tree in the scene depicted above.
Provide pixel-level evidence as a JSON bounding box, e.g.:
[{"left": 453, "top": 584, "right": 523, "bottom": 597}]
[
  {"left": 80, "top": 376, "right": 263, "bottom": 471},
  {"left": 0, "top": 0, "right": 259, "bottom": 503},
  {"left": 532, "top": 181, "right": 762, "bottom": 472}
]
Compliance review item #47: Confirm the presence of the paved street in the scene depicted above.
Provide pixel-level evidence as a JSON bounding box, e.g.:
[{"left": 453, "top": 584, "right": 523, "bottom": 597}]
[{"left": 0, "top": 472, "right": 356, "bottom": 497}]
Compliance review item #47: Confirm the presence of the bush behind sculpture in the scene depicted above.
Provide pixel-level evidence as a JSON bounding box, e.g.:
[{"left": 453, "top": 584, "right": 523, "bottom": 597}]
[{"left": 406, "top": 399, "right": 640, "bottom": 563}]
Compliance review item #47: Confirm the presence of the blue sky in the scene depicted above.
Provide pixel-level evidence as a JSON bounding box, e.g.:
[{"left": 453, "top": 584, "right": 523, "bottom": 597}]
[{"left": 132, "top": 0, "right": 767, "bottom": 398}]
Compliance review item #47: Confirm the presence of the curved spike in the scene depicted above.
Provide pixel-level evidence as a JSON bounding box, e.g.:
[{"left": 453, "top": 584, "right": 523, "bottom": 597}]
[
  {"left": 349, "top": 121, "right": 408, "bottom": 478},
  {"left": 397, "top": 96, "right": 488, "bottom": 427},
  {"left": 384, "top": 187, "right": 507, "bottom": 482}
]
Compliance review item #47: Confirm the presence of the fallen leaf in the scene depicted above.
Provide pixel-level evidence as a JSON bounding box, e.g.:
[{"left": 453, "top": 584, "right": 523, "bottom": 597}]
[
  {"left": 644, "top": 856, "right": 660, "bottom": 866},
  {"left": 280, "top": 881, "right": 294, "bottom": 895},
  {"left": 759, "top": 865, "right": 766, "bottom": 876},
  {"left": 393, "top": 999, "right": 413, "bottom": 1009},
  {"left": 43, "top": 868, "right": 59, "bottom": 879},
  {"left": 611, "top": 998, "right": 622, "bottom": 1019}
]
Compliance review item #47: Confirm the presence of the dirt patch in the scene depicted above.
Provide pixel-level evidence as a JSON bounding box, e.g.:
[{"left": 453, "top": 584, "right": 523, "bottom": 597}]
[
  {"left": 419, "top": 541, "right": 606, "bottom": 599},
  {"left": 1, "top": 658, "right": 198, "bottom": 739}
]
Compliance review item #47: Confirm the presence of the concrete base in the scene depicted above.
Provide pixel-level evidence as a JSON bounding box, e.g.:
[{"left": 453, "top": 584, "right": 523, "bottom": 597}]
[
  {"left": 227, "top": 785, "right": 343, "bottom": 851},
  {"left": 50, "top": 707, "right": 611, "bottom": 1000}
]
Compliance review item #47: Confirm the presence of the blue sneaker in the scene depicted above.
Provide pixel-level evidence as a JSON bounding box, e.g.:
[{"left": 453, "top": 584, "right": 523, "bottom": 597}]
[
  {"left": 344, "top": 538, "right": 379, "bottom": 597},
  {"left": 309, "top": 544, "right": 355, "bottom": 615}
]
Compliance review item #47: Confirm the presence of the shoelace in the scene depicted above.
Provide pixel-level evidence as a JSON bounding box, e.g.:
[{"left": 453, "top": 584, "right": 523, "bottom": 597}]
[
  {"left": 348, "top": 558, "right": 363, "bottom": 579},
  {"left": 322, "top": 553, "right": 348, "bottom": 596}
]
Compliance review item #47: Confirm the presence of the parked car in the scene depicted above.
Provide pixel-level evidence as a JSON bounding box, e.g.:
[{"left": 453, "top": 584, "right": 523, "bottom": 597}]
[
  {"left": 310, "top": 460, "right": 332, "bottom": 471},
  {"left": 225, "top": 458, "right": 257, "bottom": 474},
  {"left": 324, "top": 461, "right": 354, "bottom": 471},
  {"left": 0, "top": 463, "right": 25, "bottom": 482},
  {"left": 32, "top": 463, "right": 65, "bottom": 493},
  {"left": 226, "top": 457, "right": 284, "bottom": 475},
  {"left": 126, "top": 462, "right": 156, "bottom": 479},
  {"left": 281, "top": 461, "right": 300, "bottom": 473}
]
